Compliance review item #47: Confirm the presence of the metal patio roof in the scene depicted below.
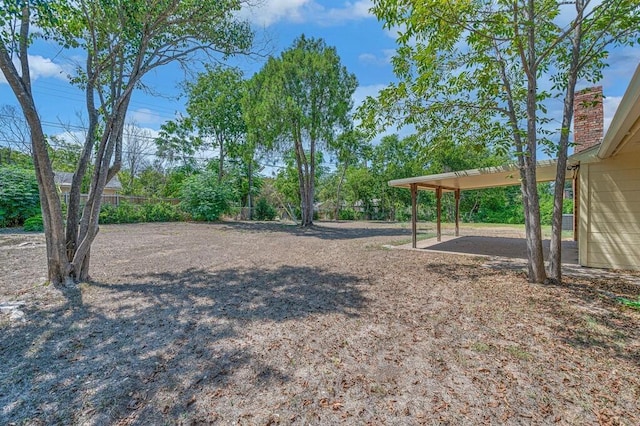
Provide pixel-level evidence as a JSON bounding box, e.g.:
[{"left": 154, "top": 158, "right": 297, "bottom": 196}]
[{"left": 388, "top": 159, "right": 575, "bottom": 191}]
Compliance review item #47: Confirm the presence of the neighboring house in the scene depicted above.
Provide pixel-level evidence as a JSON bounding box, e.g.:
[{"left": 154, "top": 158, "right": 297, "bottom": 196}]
[
  {"left": 54, "top": 171, "right": 122, "bottom": 196},
  {"left": 569, "top": 66, "right": 640, "bottom": 270},
  {"left": 388, "top": 63, "right": 640, "bottom": 271}
]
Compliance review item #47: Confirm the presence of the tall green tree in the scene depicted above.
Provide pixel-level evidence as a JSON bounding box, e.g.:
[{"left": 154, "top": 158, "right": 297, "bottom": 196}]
[
  {"left": 155, "top": 117, "right": 203, "bottom": 169},
  {"left": 251, "top": 35, "right": 358, "bottom": 226},
  {"left": 0, "top": 0, "right": 253, "bottom": 286},
  {"left": 369, "top": 134, "right": 423, "bottom": 220},
  {"left": 185, "top": 65, "right": 246, "bottom": 182},
  {"left": 241, "top": 70, "right": 272, "bottom": 219},
  {"left": 122, "top": 120, "right": 154, "bottom": 191},
  {"left": 330, "top": 129, "right": 371, "bottom": 220},
  {"left": 362, "top": 0, "right": 639, "bottom": 283}
]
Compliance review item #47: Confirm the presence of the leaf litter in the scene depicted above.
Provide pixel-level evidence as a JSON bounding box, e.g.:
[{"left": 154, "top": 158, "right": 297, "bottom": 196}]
[{"left": 1, "top": 221, "right": 639, "bottom": 425}]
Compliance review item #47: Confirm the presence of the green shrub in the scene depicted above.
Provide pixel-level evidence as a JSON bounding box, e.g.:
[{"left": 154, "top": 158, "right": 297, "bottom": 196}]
[
  {"left": 0, "top": 166, "right": 40, "bottom": 227},
  {"left": 254, "top": 198, "right": 277, "bottom": 221},
  {"left": 563, "top": 198, "right": 574, "bottom": 214},
  {"left": 141, "top": 202, "right": 184, "bottom": 222},
  {"left": 180, "top": 172, "right": 235, "bottom": 221},
  {"left": 23, "top": 215, "right": 44, "bottom": 232},
  {"left": 394, "top": 206, "right": 411, "bottom": 222},
  {"left": 99, "top": 201, "right": 184, "bottom": 224},
  {"left": 99, "top": 202, "right": 143, "bottom": 224},
  {"left": 338, "top": 208, "right": 356, "bottom": 220}
]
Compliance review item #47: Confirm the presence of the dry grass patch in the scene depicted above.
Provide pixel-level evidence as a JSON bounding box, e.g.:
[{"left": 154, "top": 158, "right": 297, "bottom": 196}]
[{"left": 1, "top": 221, "right": 639, "bottom": 425}]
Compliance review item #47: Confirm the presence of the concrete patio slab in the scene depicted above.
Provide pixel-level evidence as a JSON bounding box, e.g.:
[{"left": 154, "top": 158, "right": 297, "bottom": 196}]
[{"left": 394, "top": 235, "right": 579, "bottom": 265}]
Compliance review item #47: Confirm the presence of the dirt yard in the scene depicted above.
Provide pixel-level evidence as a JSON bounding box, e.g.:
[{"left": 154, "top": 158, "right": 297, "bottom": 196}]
[{"left": 1, "top": 221, "right": 639, "bottom": 425}]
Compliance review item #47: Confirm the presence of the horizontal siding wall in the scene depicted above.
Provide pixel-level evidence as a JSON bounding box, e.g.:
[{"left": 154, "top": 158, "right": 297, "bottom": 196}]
[{"left": 585, "top": 153, "right": 640, "bottom": 270}]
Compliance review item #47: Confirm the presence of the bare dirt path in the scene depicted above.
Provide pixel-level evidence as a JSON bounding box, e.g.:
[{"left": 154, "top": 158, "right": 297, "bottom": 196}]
[{"left": 1, "top": 221, "right": 639, "bottom": 425}]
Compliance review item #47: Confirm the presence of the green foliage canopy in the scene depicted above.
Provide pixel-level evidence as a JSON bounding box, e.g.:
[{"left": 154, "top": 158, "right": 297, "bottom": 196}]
[
  {"left": 0, "top": 166, "right": 40, "bottom": 227},
  {"left": 185, "top": 65, "right": 246, "bottom": 180},
  {"left": 180, "top": 170, "right": 236, "bottom": 221},
  {"left": 249, "top": 35, "right": 358, "bottom": 225}
]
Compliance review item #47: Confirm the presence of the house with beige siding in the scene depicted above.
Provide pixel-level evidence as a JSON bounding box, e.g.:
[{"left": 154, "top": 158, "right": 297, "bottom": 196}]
[
  {"left": 54, "top": 171, "right": 122, "bottom": 196},
  {"left": 571, "top": 66, "right": 640, "bottom": 270}
]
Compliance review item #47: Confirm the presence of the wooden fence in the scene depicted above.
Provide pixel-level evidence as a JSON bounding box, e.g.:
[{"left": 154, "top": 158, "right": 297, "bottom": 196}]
[{"left": 60, "top": 193, "right": 180, "bottom": 206}]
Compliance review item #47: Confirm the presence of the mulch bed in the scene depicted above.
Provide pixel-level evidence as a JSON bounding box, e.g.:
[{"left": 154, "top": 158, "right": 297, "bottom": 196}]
[{"left": 1, "top": 221, "right": 639, "bottom": 425}]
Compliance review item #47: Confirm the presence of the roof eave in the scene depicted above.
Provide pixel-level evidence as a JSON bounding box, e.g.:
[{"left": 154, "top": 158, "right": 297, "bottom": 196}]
[{"left": 598, "top": 63, "right": 640, "bottom": 159}]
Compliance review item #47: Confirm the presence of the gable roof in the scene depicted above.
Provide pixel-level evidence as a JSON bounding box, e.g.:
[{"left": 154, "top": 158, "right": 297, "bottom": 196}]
[{"left": 54, "top": 171, "right": 122, "bottom": 190}]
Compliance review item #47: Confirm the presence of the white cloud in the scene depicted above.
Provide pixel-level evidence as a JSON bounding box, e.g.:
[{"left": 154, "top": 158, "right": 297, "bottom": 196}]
[
  {"left": 321, "top": 0, "right": 374, "bottom": 22},
  {"left": 239, "top": 0, "right": 311, "bottom": 27},
  {"left": 383, "top": 23, "right": 406, "bottom": 40},
  {"left": 358, "top": 53, "right": 378, "bottom": 63},
  {"left": 51, "top": 130, "right": 87, "bottom": 146},
  {"left": 603, "top": 95, "right": 622, "bottom": 133},
  {"left": 240, "top": 0, "right": 374, "bottom": 27},
  {"left": 128, "top": 108, "right": 165, "bottom": 125},
  {"left": 352, "top": 83, "right": 387, "bottom": 109},
  {"left": 0, "top": 55, "right": 69, "bottom": 84},
  {"left": 358, "top": 49, "right": 394, "bottom": 66},
  {"left": 554, "top": 0, "right": 601, "bottom": 28},
  {"left": 127, "top": 125, "right": 160, "bottom": 140},
  {"left": 28, "top": 55, "right": 70, "bottom": 81},
  {"left": 52, "top": 125, "right": 159, "bottom": 148}
]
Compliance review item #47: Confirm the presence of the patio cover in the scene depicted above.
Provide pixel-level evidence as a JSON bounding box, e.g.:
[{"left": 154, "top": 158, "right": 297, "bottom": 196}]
[
  {"left": 388, "top": 159, "right": 575, "bottom": 192},
  {"left": 389, "top": 159, "right": 577, "bottom": 248}
]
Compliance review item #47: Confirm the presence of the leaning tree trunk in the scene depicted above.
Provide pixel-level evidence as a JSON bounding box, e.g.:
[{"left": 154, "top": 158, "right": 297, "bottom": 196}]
[
  {"left": 66, "top": 62, "right": 98, "bottom": 262},
  {"left": 547, "top": 98, "right": 573, "bottom": 283},
  {"left": 72, "top": 105, "right": 127, "bottom": 280},
  {"left": 0, "top": 16, "right": 72, "bottom": 286},
  {"left": 32, "top": 137, "right": 73, "bottom": 286}
]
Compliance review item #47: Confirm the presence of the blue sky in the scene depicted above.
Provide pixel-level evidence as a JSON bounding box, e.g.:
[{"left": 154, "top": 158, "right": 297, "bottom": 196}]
[{"left": 1, "top": 0, "right": 639, "bottom": 160}]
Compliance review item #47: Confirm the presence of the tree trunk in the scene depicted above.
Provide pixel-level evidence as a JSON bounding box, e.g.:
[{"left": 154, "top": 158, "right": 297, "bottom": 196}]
[
  {"left": 66, "top": 67, "right": 98, "bottom": 262},
  {"left": 0, "top": 17, "right": 72, "bottom": 286},
  {"left": 71, "top": 99, "right": 128, "bottom": 279},
  {"left": 218, "top": 136, "right": 224, "bottom": 183},
  {"left": 548, "top": 3, "right": 584, "bottom": 283},
  {"left": 308, "top": 136, "right": 316, "bottom": 226},
  {"left": 33, "top": 147, "right": 73, "bottom": 286},
  {"left": 521, "top": 167, "right": 546, "bottom": 283},
  {"left": 334, "top": 164, "right": 347, "bottom": 221},
  {"left": 293, "top": 121, "right": 314, "bottom": 227},
  {"left": 247, "top": 160, "right": 253, "bottom": 220},
  {"left": 293, "top": 134, "right": 309, "bottom": 226},
  {"left": 518, "top": 0, "right": 547, "bottom": 284}
]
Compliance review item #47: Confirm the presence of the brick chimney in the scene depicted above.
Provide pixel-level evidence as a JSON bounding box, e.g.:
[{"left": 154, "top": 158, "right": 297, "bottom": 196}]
[{"left": 573, "top": 86, "right": 604, "bottom": 154}]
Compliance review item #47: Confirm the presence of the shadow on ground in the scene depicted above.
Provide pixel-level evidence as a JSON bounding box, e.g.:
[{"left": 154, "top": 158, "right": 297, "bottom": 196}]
[
  {"left": 217, "top": 220, "right": 412, "bottom": 240},
  {"left": 0, "top": 265, "right": 366, "bottom": 424}
]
